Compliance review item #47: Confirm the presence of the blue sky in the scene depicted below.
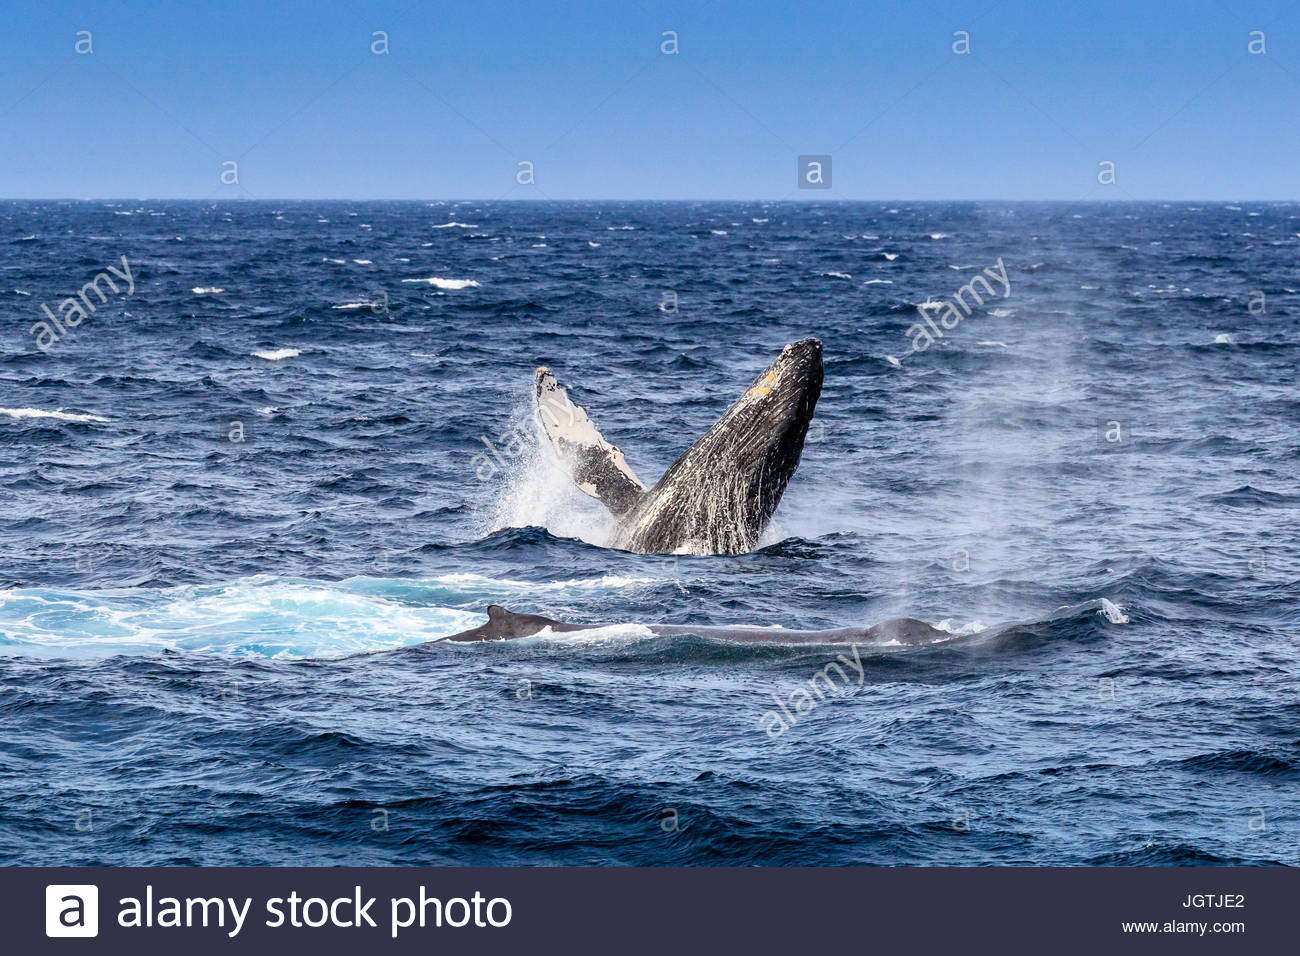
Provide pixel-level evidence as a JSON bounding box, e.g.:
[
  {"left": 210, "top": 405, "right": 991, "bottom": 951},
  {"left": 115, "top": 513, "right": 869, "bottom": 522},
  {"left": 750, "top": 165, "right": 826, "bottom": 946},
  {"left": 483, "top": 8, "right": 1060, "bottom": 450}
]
[{"left": 2, "top": 0, "right": 1297, "bottom": 199}]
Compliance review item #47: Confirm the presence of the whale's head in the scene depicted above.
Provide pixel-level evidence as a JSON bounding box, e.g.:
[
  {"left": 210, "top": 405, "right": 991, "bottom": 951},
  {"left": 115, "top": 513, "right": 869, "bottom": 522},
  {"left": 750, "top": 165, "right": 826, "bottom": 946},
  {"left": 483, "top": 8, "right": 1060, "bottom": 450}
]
[
  {"left": 627, "top": 338, "right": 823, "bottom": 554},
  {"left": 733, "top": 336, "right": 824, "bottom": 495},
  {"left": 741, "top": 338, "right": 823, "bottom": 419}
]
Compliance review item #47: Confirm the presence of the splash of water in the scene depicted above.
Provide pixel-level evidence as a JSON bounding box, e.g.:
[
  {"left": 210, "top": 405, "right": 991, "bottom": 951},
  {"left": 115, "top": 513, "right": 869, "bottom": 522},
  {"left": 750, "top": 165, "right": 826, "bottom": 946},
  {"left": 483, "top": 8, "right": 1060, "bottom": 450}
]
[{"left": 483, "top": 398, "right": 618, "bottom": 548}]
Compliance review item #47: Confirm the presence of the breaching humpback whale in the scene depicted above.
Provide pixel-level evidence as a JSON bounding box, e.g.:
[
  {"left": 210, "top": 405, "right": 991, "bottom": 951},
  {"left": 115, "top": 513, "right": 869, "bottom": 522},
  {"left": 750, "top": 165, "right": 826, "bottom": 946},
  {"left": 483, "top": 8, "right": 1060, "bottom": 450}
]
[
  {"left": 534, "top": 338, "right": 823, "bottom": 554},
  {"left": 438, "top": 605, "right": 958, "bottom": 646}
]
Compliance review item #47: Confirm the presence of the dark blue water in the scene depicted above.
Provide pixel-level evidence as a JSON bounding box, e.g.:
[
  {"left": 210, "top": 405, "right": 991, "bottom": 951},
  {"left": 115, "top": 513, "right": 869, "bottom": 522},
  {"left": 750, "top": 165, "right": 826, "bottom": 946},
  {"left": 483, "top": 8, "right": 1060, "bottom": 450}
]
[{"left": 1, "top": 200, "right": 1297, "bottom": 865}]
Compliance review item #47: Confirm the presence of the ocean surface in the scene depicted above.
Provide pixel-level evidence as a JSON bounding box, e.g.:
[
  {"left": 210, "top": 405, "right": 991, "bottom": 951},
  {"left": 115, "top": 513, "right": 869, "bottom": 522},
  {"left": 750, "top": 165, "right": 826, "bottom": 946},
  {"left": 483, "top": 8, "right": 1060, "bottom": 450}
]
[{"left": 1, "top": 200, "right": 1297, "bottom": 866}]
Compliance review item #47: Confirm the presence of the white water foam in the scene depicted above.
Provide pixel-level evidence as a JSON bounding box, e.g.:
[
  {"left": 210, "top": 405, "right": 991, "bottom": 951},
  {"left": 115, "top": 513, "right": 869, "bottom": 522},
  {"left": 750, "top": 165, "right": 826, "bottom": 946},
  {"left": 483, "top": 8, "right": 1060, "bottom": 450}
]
[
  {"left": 401, "top": 277, "right": 481, "bottom": 290},
  {"left": 1, "top": 407, "right": 110, "bottom": 423},
  {"left": 490, "top": 622, "right": 657, "bottom": 648},
  {"left": 1099, "top": 598, "right": 1129, "bottom": 624},
  {"left": 0, "top": 573, "right": 661, "bottom": 659},
  {"left": 252, "top": 348, "right": 300, "bottom": 361}
]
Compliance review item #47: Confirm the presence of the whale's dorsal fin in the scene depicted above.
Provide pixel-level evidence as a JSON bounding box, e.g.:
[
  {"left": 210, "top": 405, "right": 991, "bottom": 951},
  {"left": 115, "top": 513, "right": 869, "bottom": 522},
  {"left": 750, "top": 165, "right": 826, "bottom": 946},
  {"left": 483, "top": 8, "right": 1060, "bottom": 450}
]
[
  {"left": 479, "top": 604, "right": 588, "bottom": 639},
  {"left": 534, "top": 367, "right": 647, "bottom": 516},
  {"left": 483, "top": 604, "right": 554, "bottom": 639}
]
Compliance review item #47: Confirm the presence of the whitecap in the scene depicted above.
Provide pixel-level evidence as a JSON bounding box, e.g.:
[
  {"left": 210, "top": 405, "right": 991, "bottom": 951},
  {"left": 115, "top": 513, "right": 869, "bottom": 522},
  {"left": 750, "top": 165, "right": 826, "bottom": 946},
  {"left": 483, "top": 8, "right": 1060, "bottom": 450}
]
[
  {"left": 252, "top": 348, "right": 300, "bottom": 361},
  {"left": 1099, "top": 598, "right": 1129, "bottom": 624},
  {"left": 191, "top": 287, "right": 224, "bottom": 294},
  {"left": 401, "top": 277, "right": 480, "bottom": 289},
  {"left": 820, "top": 271, "right": 852, "bottom": 280},
  {"left": 432, "top": 222, "right": 478, "bottom": 228},
  {"left": 885, "top": 355, "right": 902, "bottom": 368},
  {"left": 882, "top": 252, "right": 899, "bottom": 261},
  {"left": 862, "top": 279, "right": 892, "bottom": 285},
  {"left": 1, "top": 407, "right": 110, "bottom": 423},
  {"left": 351, "top": 259, "right": 372, "bottom": 265},
  {"left": 1213, "top": 333, "right": 1234, "bottom": 344}
]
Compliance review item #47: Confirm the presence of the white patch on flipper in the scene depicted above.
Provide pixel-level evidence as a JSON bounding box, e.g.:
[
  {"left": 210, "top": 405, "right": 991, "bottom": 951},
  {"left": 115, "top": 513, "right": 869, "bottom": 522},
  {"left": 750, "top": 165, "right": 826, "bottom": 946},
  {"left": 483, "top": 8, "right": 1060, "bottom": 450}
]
[{"left": 534, "top": 368, "right": 646, "bottom": 512}]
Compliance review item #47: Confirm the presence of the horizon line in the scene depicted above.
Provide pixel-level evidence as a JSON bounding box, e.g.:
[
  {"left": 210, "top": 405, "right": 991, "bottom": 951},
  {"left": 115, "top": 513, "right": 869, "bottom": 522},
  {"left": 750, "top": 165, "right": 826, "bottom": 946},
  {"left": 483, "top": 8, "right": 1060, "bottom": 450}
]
[{"left": 3, "top": 197, "right": 1296, "bottom": 204}]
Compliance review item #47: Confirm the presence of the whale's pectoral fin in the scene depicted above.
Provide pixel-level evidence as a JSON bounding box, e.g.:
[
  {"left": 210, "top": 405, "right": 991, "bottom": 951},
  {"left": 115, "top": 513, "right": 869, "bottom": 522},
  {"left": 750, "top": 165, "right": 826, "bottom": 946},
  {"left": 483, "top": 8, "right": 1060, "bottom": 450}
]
[{"left": 534, "top": 367, "right": 647, "bottom": 516}]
